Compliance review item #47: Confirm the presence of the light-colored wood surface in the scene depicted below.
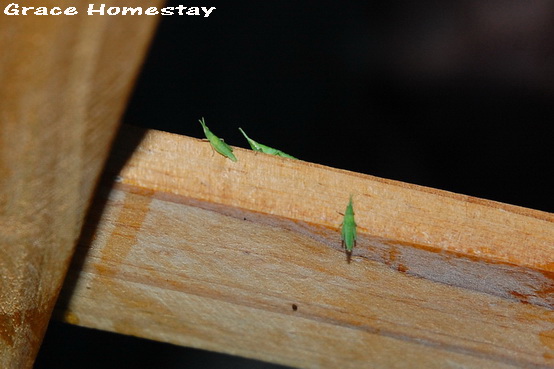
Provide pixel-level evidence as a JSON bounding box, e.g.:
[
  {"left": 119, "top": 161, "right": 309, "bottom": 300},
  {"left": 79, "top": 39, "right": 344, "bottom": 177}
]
[
  {"left": 56, "top": 126, "right": 554, "bottom": 368},
  {"left": 0, "top": 6, "right": 162, "bottom": 368}
]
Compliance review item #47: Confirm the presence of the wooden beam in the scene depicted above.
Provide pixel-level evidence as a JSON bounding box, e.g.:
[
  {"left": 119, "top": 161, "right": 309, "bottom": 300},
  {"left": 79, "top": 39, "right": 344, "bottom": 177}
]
[
  {"left": 0, "top": 4, "right": 162, "bottom": 368},
  {"left": 56, "top": 126, "right": 554, "bottom": 368}
]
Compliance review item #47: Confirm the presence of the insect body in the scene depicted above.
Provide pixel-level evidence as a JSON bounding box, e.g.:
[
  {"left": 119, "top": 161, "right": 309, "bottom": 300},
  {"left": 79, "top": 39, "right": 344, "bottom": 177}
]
[
  {"left": 199, "top": 117, "right": 237, "bottom": 162},
  {"left": 238, "top": 127, "right": 297, "bottom": 159},
  {"left": 341, "top": 195, "right": 357, "bottom": 252}
]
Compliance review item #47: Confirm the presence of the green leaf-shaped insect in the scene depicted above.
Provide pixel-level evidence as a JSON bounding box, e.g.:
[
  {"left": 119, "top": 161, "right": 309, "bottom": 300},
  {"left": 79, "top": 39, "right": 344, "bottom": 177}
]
[
  {"left": 239, "top": 127, "right": 297, "bottom": 159},
  {"left": 341, "top": 195, "right": 357, "bottom": 252},
  {"left": 199, "top": 117, "right": 237, "bottom": 162}
]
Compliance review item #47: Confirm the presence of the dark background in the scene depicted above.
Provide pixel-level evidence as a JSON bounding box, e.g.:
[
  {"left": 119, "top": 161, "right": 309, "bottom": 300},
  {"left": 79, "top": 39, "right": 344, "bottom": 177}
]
[{"left": 36, "top": 1, "right": 553, "bottom": 368}]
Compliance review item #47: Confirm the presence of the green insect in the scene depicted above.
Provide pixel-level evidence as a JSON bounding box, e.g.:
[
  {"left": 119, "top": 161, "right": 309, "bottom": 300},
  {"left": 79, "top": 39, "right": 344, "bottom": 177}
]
[
  {"left": 199, "top": 117, "right": 237, "bottom": 162},
  {"left": 238, "top": 127, "right": 297, "bottom": 159},
  {"left": 341, "top": 195, "right": 357, "bottom": 252}
]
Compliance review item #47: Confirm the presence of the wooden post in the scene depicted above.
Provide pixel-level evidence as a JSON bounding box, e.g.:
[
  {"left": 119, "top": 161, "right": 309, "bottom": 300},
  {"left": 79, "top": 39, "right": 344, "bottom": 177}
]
[
  {"left": 0, "top": 4, "right": 162, "bottom": 367},
  {"left": 56, "top": 126, "right": 554, "bottom": 368}
]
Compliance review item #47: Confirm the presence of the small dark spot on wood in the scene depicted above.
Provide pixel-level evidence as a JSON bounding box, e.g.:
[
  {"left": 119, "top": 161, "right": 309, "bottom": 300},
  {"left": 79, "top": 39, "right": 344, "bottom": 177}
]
[
  {"left": 243, "top": 217, "right": 247, "bottom": 220},
  {"left": 292, "top": 304, "right": 298, "bottom": 311}
]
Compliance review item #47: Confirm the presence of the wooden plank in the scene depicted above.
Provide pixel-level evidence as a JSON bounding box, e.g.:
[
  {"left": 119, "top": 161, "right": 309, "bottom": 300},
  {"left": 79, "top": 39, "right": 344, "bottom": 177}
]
[
  {"left": 55, "top": 126, "right": 554, "bottom": 368},
  {"left": 97, "top": 125, "right": 554, "bottom": 308},
  {"left": 0, "top": 5, "right": 162, "bottom": 368}
]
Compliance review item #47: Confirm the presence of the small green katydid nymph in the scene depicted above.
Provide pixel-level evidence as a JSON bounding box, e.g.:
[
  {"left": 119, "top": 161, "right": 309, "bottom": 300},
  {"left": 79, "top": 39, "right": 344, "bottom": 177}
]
[
  {"left": 238, "top": 127, "right": 297, "bottom": 159},
  {"left": 341, "top": 195, "right": 357, "bottom": 253},
  {"left": 199, "top": 117, "right": 237, "bottom": 162}
]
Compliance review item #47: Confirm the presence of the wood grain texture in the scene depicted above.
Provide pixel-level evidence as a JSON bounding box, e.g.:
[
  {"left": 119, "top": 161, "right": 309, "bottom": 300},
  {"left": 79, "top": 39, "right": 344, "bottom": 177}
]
[
  {"left": 0, "top": 6, "right": 162, "bottom": 368},
  {"left": 55, "top": 126, "right": 554, "bottom": 368}
]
